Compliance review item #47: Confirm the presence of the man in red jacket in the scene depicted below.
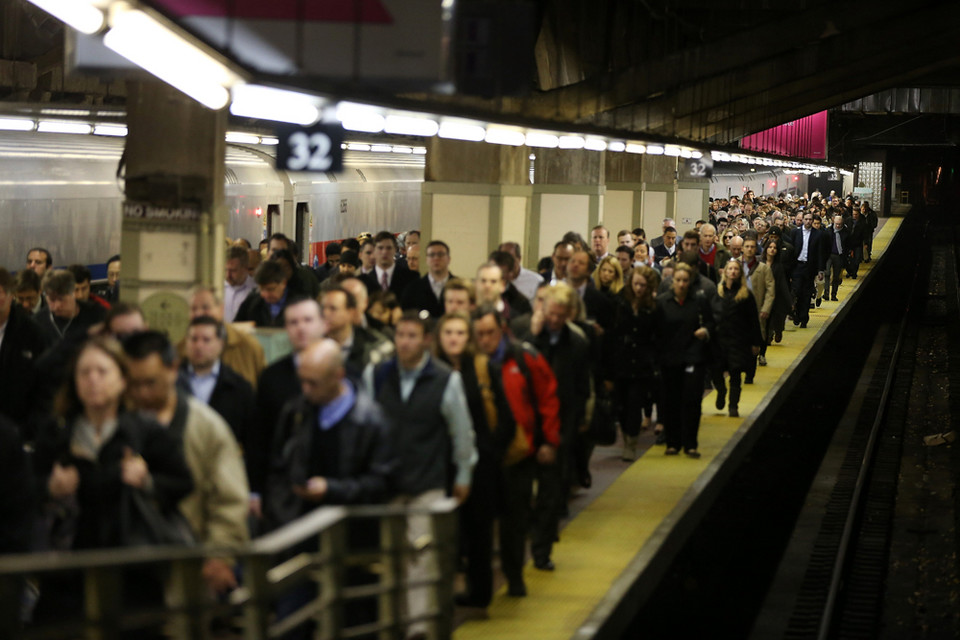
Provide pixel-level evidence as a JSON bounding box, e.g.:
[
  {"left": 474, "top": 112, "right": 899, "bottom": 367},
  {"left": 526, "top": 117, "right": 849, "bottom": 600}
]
[{"left": 474, "top": 304, "right": 561, "bottom": 597}]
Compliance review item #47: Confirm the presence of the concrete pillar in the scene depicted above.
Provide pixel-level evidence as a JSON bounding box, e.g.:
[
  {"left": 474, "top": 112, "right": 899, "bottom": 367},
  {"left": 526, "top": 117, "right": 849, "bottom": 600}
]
[
  {"left": 529, "top": 148, "right": 604, "bottom": 263},
  {"left": 421, "top": 139, "right": 531, "bottom": 274},
  {"left": 120, "top": 81, "right": 227, "bottom": 342},
  {"left": 637, "top": 155, "right": 677, "bottom": 234},
  {"left": 605, "top": 153, "right": 644, "bottom": 236}
]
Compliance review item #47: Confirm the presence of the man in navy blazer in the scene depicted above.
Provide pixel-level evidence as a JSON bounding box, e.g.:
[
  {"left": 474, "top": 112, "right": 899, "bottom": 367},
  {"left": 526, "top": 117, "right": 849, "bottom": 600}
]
[
  {"left": 361, "top": 231, "right": 418, "bottom": 298},
  {"left": 790, "top": 211, "right": 827, "bottom": 328}
]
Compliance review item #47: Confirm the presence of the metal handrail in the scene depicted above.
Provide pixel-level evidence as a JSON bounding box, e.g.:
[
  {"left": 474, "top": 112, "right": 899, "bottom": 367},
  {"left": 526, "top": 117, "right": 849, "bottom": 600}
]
[{"left": 0, "top": 498, "right": 460, "bottom": 640}]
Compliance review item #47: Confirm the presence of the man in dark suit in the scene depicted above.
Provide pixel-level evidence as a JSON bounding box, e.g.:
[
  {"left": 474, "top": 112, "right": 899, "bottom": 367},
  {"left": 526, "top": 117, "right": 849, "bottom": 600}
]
[
  {"left": 652, "top": 227, "right": 679, "bottom": 265},
  {"left": 489, "top": 251, "right": 532, "bottom": 317},
  {"left": 648, "top": 218, "right": 675, "bottom": 249},
  {"left": 0, "top": 268, "right": 48, "bottom": 436},
  {"left": 824, "top": 214, "right": 850, "bottom": 301},
  {"left": 251, "top": 297, "right": 327, "bottom": 516},
  {"left": 790, "top": 211, "right": 827, "bottom": 328},
  {"left": 177, "top": 315, "right": 256, "bottom": 450},
  {"left": 235, "top": 260, "right": 291, "bottom": 328},
  {"left": 565, "top": 250, "right": 614, "bottom": 333},
  {"left": 400, "top": 240, "right": 453, "bottom": 318},
  {"left": 846, "top": 208, "right": 868, "bottom": 278},
  {"left": 362, "top": 231, "right": 418, "bottom": 298},
  {"left": 312, "top": 242, "right": 341, "bottom": 283}
]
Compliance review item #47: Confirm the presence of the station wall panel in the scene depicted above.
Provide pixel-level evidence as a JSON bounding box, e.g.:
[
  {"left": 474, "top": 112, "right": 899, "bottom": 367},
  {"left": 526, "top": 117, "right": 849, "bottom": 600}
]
[
  {"left": 641, "top": 191, "right": 669, "bottom": 234},
  {"left": 538, "top": 193, "right": 590, "bottom": 259},
  {"left": 604, "top": 190, "right": 635, "bottom": 237},
  {"left": 431, "top": 193, "right": 490, "bottom": 276},
  {"left": 501, "top": 195, "right": 528, "bottom": 248},
  {"left": 677, "top": 188, "right": 708, "bottom": 228}
]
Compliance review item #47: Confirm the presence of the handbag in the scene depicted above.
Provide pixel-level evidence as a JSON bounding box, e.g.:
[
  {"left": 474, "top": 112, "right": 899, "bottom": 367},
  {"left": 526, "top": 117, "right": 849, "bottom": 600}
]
[
  {"left": 589, "top": 389, "right": 617, "bottom": 446},
  {"left": 120, "top": 487, "right": 196, "bottom": 547}
]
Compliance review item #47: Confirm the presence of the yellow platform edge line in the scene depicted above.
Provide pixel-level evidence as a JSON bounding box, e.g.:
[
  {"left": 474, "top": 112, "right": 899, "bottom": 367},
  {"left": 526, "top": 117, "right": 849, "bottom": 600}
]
[{"left": 454, "top": 217, "right": 904, "bottom": 639}]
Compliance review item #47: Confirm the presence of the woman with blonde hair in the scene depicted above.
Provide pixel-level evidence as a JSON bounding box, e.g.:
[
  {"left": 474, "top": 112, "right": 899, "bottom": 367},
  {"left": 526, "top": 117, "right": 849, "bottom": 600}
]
[
  {"left": 714, "top": 259, "right": 763, "bottom": 417},
  {"left": 592, "top": 255, "right": 624, "bottom": 296},
  {"left": 433, "top": 313, "right": 513, "bottom": 609}
]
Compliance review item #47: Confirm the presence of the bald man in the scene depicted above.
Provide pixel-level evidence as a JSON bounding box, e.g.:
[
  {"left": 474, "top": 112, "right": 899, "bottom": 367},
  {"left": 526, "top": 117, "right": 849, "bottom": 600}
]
[
  {"left": 265, "top": 338, "right": 398, "bottom": 520},
  {"left": 265, "top": 338, "right": 398, "bottom": 638}
]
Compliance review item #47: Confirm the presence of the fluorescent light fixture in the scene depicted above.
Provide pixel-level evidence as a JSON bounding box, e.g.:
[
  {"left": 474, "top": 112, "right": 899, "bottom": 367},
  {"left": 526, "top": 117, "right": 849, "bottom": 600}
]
[
  {"left": 558, "top": 135, "right": 585, "bottom": 150},
  {"left": 260, "top": 137, "right": 279, "bottom": 146},
  {"left": 27, "top": 0, "right": 104, "bottom": 34},
  {"left": 625, "top": 143, "right": 646, "bottom": 154},
  {"left": 225, "top": 132, "right": 261, "bottom": 144},
  {"left": 664, "top": 145, "right": 681, "bottom": 157},
  {"left": 346, "top": 143, "right": 371, "bottom": 152},
  {"left": 41, "top": 108, "right": 94, "bottom": 116},
  {"left": 485, "top": 128, "right": 525, "bottom": 146},
  {"left": 679, "top": 148, "right": 693, "bottom": 158},
  {"left": 384, "top": 115, "right": 439, "bottom": 137},
  {"left": 438, "top": 121, "right": 485, "bottom": 142},
  {"left": 524, "top": 132, "right": 559, "bottom": 148},
  {"left": 584, "top": 138, "right": 607, "bottom": 151},
  {"left": 93, "top": 124, "right": 127, "bottom": 137},
  {"left": 370, "top": 144, "right": 393, "bottom": 153},
  {"left": 392, "top": 146, "right": 414, "bottom": 154},
  {"left": 607, "top": 141, "right": 626, "bottom": 153},
  {"left": 0, "top": 118, "right": 35, "bottom": 132},
  {"left": 37, "top": 121, "right": 92, "bottom": 134},
  {"left": 230, "top": 84, "right": 322, "bottom": 125},
  {"left": 104, "top": 4, "right": 240, "bottom": 110},
  {"left": 336, "top": 102, "right": 385, "bottom": 133},
  {"left": 713, "top": 151, "right": 730, "bottom": 162},
  {"left": 691, "top": 150, "right": 703, "bottom": 159},
  {"left": 645, "top": 145, "right": 664, "bottom": 155},
  {"left": 412, "top": 147, "right": 427, "bottom": 155}
]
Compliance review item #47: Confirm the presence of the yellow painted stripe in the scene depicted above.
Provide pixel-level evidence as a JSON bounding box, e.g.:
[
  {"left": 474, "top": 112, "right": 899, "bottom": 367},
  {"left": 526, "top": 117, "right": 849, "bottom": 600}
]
[{"left": 455, "top": 217, "right": 903, "bottom": 640}]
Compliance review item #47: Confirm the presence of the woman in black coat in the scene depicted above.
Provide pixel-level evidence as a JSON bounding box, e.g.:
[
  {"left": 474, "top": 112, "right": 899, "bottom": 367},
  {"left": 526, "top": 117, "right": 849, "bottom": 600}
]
[
  {"left": 32, "top": 337, "right": 193, "bottom": 630},
  {"left": 762, "top": 237, "right": 792, "bottom": 345},
  {"left": 607, "top": 266, "right": 661, "bottom": 460},
  {"left": 714, "top": 259, "right": 764, "bottom": 418},
  {"left": 654, "top": 263, "right": 715, "bottom": 458},
  {"left": 434, "top": 312, "right": 514, "bottom": 609}
]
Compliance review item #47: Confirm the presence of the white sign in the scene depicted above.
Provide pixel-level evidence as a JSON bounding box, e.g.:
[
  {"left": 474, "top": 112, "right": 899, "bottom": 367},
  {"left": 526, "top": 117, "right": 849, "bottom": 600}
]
[{"left": 72, "top": 0, "right": 454, "bottom": 90}]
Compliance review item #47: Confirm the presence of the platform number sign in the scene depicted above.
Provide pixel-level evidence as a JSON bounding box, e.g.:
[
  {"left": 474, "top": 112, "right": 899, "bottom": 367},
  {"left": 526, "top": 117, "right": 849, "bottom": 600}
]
[
  {"left": 276, "top": 124, "right": 344, "bottom": 173},
  {"left": 684, "top": 154, "right": 713, "bottom": 179}
]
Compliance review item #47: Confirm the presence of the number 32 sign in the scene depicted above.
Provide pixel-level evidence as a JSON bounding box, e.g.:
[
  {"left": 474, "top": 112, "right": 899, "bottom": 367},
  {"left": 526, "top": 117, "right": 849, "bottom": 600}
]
[
  {"left": 684, "top": 155, "right": 713, "bottom": 179},
  {"left": 276, "top": 124, "right": 345, "bottom": 173}
]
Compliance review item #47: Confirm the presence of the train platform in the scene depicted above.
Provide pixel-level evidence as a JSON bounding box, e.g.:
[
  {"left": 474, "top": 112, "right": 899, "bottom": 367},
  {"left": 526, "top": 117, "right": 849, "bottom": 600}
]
[{"left": 454, "top": 217, "right": 904, "bottom": 640}]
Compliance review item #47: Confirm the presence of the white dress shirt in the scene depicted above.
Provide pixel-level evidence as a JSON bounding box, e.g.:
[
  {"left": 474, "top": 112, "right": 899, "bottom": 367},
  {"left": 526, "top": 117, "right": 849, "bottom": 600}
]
[{"left": 224, "top": 275, "right": 257, "bottom": 322}]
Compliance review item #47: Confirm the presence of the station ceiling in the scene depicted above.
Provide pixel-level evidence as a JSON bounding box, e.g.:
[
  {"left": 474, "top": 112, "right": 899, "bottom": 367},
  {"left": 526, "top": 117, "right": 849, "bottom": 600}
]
[{"left": 2, "top": 0, "right": 960, "bottom": 153}]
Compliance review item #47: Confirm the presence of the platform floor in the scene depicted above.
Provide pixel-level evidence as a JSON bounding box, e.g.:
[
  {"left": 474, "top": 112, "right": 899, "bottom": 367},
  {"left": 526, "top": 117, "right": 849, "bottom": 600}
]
[{"left": 454, "top": 218, "right": 903, "bottom": 640}]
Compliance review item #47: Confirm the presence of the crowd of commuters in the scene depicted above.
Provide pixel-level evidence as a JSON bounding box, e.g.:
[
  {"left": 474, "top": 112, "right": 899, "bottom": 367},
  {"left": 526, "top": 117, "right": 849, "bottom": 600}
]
[{"left": 0, "top": 189, "right": 880, "bottom": 638}]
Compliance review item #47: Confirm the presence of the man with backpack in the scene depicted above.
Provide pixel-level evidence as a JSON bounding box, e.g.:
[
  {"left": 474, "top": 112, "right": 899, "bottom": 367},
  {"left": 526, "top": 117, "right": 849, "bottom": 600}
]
[{"left": 473, "top": 304, "right": 561, "bottom": 597}]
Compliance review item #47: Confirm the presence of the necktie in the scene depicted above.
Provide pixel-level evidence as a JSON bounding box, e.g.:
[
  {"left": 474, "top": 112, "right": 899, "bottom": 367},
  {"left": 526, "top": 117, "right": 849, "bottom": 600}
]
[{"left": 381, "top": 271, "right": 389, "bottom": 291}]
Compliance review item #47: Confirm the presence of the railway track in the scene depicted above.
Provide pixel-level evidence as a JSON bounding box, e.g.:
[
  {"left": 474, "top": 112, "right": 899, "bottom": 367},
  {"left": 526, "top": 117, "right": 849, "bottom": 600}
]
[
  {"left": 624, "top": 213, "right": 960, "bottom": 639},
  {"left": 773, "top": 214, "right": 960, "bottom": 639}
]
